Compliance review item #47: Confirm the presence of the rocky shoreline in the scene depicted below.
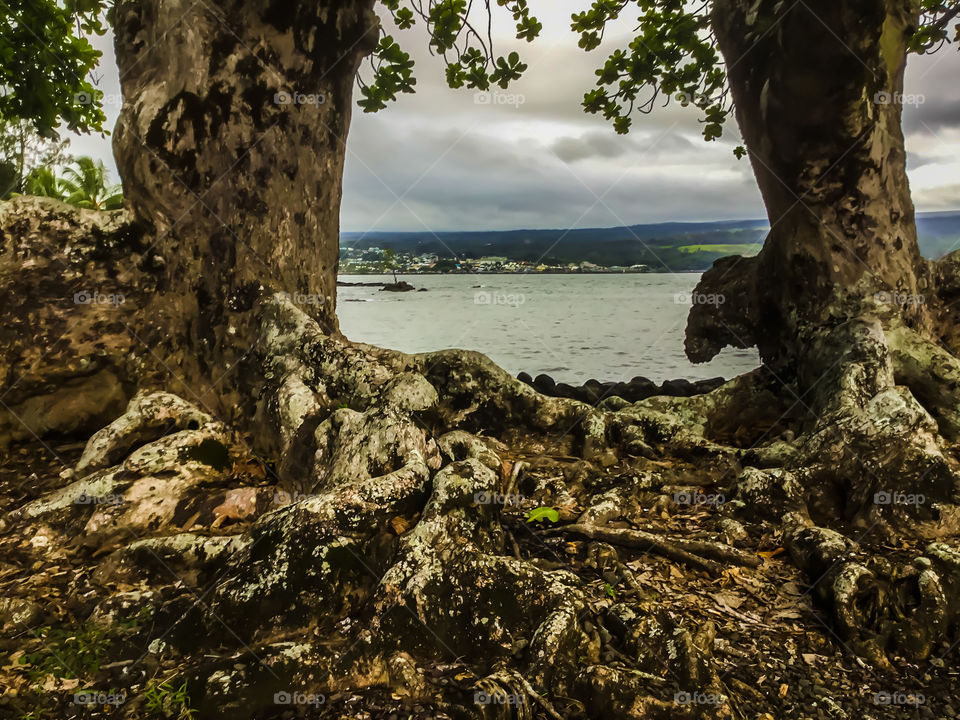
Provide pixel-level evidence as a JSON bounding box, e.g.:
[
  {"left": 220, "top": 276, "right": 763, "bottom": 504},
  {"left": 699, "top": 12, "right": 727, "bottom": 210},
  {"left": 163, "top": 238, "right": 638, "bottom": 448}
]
[{"left": 517, "top": 372, "right": 726, "bottom": 405}]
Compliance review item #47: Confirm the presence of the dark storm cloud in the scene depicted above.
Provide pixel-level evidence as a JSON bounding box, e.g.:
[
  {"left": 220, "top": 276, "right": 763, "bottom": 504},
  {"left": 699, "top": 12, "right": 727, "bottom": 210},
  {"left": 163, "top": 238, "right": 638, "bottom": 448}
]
[
  {"left": 904, "top": 96, "right": 960, "bottom": 134},
  {"left": 907, "top": 151, "right": 940, "bottom": 170},
  {"left": 342, "top": 114, "right": 763, "bottom": 232},
  {"left": 902, "top": 54, "right": 960, "bottom": 135}
]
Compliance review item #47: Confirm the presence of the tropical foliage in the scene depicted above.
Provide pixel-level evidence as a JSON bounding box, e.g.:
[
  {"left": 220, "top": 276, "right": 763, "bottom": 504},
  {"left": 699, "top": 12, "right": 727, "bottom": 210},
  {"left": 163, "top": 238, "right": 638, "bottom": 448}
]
[
  {"left": 18, "top": 157, "right": 122, "bottom": 210},
  {"left": 0, "top": 119, "right": 72, "bottom": 198},
  {"left": 3, "top": 1, "right": 956, "bottom": 146},
  {"left": 60, "top": 156, "right": 123, "bottom": 210},
  {"left": 22, "top": 167, "right": 64, "bottom": 200}
]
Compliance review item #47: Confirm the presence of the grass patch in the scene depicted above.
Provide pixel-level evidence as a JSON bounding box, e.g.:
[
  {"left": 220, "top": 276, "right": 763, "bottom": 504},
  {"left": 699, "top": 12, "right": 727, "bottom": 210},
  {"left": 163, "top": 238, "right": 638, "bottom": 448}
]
[{"left": 677, "top": 243, "right": 762, "bottom": 255}]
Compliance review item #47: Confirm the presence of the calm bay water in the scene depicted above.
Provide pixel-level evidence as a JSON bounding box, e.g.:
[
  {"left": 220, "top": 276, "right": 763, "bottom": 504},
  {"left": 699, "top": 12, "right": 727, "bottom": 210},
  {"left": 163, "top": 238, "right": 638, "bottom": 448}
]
[{"left": 337, "top": 274, "right": 759, "bottom": 384}]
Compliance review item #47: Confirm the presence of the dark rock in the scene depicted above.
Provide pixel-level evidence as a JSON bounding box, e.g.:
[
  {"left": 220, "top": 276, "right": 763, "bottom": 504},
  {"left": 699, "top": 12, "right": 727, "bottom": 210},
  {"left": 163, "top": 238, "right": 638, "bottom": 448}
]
[
  {"left": 554, "top": 382, "right": 579, "bottom": 399},
  {"left": 692, "top": 376, "right": 726, "bottom": 394},
  {"left": 625, "top": 377, "right": 657, "bottom": 401},
  {"left": 581, "top": 379, "right": 605, "bottom": 403},
  {"left": 610, "top": 383, "right": 630, "bottom": 400},
  {"left": 517, "top": 372, "right": 534, "bottom": 385},
  {"left": 380, "top": 281, "right": 416, "bottom": 292},
  {"left": 659, "top": 378, "right": 695, "bottom": 397},
  {"left": 532, "top": 374, "right": 556, "bottom": 395}
]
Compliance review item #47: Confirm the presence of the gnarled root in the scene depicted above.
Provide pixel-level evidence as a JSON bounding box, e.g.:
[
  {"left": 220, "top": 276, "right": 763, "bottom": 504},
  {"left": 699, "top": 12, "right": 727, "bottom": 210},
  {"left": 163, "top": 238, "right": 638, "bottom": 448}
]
[
  {"left": 545, "top": 523, "right": 761, "bottom": 576},
  {"left": 784, "top": 513, "right": 960, "bottom": 665},
  {"left": 681, "top": 272, "right": 960, "bottom": 664},
  {"left": 9, "top": 289, "right": 960, "bottom": 720}
]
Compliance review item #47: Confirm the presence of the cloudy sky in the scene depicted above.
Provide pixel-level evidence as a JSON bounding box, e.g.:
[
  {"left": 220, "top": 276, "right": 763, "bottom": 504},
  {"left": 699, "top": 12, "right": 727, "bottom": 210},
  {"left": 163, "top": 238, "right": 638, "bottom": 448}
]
[{"left": 75, "top": 3, "right": 960, "bottom": 232}]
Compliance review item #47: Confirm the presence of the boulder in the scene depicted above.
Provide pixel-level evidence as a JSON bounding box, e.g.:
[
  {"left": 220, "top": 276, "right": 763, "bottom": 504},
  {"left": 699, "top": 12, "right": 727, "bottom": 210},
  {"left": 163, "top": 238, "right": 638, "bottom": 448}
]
[
  {"left": 532, "top": 373, "right": 556, "bottom": 395},
  {"left": 659, "top": 378, "right": 696, "bottom": 397}
]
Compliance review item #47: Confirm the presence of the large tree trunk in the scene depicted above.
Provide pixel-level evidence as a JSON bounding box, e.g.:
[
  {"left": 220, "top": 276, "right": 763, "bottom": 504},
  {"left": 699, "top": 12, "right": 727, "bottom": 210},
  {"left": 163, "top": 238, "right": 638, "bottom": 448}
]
[
  {"left": 690, "top": 0, "right": 930, "bottom": 374},
  {"left": 112, "top": 0, "right": 378, "bottom": 400},
  {"left": 685, "top": 0, "right": 960, "bottom": 664}
]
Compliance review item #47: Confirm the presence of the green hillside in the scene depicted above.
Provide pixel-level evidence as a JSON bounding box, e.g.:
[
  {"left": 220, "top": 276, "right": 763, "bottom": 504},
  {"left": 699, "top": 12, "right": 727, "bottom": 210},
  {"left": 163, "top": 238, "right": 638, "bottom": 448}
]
[{"left": 341, "top": 212, "right": 960, "bottom": 272}]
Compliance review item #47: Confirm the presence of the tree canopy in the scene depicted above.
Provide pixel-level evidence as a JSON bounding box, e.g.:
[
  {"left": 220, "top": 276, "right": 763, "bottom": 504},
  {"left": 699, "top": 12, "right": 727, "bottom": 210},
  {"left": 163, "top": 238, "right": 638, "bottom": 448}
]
[
  {"left": 363, "top": 0, "right": 960, "bottom": 139},
  {"left": 0, "top": 0, "right": 109, "bottom": 138},
  {"left": 1, "top": 1, "right": 958, "bottom": 156}
]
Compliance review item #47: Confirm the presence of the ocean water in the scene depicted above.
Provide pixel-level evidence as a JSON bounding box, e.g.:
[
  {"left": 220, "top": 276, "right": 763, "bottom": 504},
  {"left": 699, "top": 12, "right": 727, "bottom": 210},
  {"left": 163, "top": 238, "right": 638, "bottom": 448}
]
[{"left": 337, "top": 273, "right": 760, "bottom": 385}]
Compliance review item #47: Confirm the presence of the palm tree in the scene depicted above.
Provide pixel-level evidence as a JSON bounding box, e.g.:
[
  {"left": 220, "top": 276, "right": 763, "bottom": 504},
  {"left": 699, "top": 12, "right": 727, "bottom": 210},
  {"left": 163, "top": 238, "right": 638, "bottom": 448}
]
[
  {"left": 60, "top": 157, "right": 123, "bottom": 210},
  {"left": 22, "top": 167, "right": 66, "bottom": 201}
]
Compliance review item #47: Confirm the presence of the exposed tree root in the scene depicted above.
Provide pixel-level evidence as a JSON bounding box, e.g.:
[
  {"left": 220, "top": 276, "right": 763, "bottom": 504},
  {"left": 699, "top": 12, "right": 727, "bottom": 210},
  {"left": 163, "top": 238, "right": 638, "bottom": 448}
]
[
  {"left": 544, "top": 523, "right": 760, "bottom": 576},
  {"left": 683, "top": 252, "right": 960, "bottom": 664},
  {"left": 4, "top": 208, "right": 960, "bottom": 716}
]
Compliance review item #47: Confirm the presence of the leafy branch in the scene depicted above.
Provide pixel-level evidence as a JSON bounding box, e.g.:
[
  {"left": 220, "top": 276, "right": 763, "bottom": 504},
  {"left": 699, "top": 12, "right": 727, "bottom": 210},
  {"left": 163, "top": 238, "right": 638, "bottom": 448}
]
[{"left": 360, "top": 0, "right": 541, "bottom": 112}]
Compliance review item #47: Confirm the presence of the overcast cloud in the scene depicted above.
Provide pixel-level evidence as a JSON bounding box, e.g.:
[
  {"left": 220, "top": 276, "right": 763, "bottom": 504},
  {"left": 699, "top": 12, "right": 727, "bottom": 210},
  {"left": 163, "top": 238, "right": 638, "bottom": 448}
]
[{"left": 74, "top": 3, "right": 960, "bottom": 232}]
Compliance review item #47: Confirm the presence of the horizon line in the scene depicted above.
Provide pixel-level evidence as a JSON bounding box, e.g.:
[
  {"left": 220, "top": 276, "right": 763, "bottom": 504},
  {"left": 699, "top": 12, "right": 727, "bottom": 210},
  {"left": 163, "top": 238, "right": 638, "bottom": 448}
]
[{"left": 341, "top": 208, "right": 960, "bottom": 236}]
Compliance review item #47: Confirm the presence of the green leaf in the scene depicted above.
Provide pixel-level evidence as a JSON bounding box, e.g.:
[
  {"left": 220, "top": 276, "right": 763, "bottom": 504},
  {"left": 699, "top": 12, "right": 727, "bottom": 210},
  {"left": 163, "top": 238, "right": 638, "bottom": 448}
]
[{"left": 526, "top": 506, "right": 559, "bottom": 524}]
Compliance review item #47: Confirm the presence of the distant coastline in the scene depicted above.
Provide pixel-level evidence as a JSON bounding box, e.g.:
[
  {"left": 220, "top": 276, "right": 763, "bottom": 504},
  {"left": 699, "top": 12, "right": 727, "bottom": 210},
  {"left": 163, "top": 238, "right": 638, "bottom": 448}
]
[
  {"left": 341, "top": 211, "right": 960, "bottom": 274},
  {"left": 340, "top": 266, "right": 659, "bottom": 276}
]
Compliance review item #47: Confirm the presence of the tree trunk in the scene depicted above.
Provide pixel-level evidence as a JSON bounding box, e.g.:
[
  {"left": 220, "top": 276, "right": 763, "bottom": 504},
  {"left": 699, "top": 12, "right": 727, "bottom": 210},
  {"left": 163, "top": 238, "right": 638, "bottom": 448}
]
[
  {"left": 112, "top": 0, "right": 378, "bottom": 398},
  {"left": 690, "top": 0, "right": 930, "bottom": 377},
  {"left": 684, "top": 0, "right": 960, "bottom": 664}
]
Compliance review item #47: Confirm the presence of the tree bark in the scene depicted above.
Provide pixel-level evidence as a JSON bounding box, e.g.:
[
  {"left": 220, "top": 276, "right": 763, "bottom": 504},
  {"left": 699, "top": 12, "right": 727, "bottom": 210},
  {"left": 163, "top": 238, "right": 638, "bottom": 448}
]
[
  {"left": 684, "top": 2, "right": 960, "bottom": 662},
  {"left": 113, "top": 0, "right": 378, "bottom": 397},
  {"left": 691, "top": 0, "right": 931, "bottom": 379}
]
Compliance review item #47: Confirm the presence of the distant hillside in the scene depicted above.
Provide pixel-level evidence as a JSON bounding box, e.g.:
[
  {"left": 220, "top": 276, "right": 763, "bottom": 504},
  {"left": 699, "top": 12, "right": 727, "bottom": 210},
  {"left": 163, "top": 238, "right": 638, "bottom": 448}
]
[{"left": 341, "top": 211, "right": 960, "bottom": 272}]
